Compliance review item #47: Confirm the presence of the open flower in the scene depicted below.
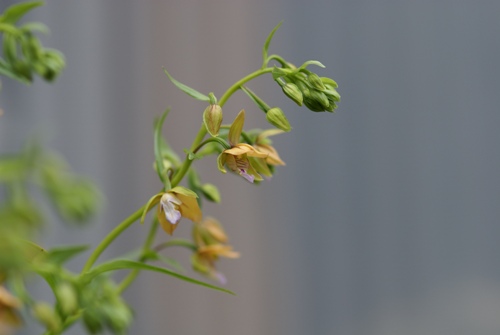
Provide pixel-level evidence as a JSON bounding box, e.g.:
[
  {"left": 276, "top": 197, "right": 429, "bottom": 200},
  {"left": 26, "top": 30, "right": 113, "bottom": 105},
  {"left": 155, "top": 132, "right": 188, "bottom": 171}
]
[
  {"left": 0, "top": 286, "right": 22, "bottom": 333},
  {"left": 191, "top": 218, "right": 240, "bottom": 284},
  {"left": 217, "top": 110, "right": 268, "bottom": 183},
  {"left": 144, "top": 186, "right": 202, "bottom": 235}
]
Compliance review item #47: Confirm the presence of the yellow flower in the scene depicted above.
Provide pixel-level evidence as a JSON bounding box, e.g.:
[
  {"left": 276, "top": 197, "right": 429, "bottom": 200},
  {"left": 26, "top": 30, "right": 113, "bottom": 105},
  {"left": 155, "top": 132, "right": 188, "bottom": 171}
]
[
  {"left": 0, "top": 286, "right": 22, "bottom": 332},
  {"left": 217, "top": 110, "right": 268, "bottom": 183},
  {"left": 145, "top": 186, "right": 202, "bottom": 235},
  {"left": 191, "top": 218, "right": 240, "bottom": 284}
]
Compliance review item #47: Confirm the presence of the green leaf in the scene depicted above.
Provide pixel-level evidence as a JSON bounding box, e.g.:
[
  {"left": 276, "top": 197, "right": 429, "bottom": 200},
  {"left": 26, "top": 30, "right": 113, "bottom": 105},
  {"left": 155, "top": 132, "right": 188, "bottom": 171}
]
[
  {"left": 154, "top": 109, "right": 171, "bottom": 189},
  {"left": 298, "top": 60, "right": 326, "bottom": 70},
  {"left": 83, "top": 260, "right": 235, "bottom": 295},
  {"left": 20, "top": 22, "right": 49, "bottom": 34},
  {"left": 241, "top": 86, "right": 270, "bottom": 113},
  {"left": 262, "top": 21, "right": 283, "bottom": 64},
  {"left": 163, "top": 68, "right": 209, "bottom": 101},
  {"left": 44, "top": 245, "right": 89, "bottom": 265},
  {"left": 0, "top": 2, "right": 43, "bottom": 25},
  {"left": 142, "top": 251, "right": 185, "bottom": 273},
  {"left": 22, "top": 240, "right": 47, "bottom": 261},
  {"left": 0, "top": 155, "right": 30, "bottom": 182}
]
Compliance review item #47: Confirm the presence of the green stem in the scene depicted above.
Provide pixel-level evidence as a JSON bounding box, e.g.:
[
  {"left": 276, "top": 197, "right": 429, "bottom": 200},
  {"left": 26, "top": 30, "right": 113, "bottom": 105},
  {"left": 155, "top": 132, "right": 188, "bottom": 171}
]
[
  {"left": 80, "top": 205, "right": 145, "bottom": 274},
  {"left": 218, "top": 67, "right": 273, "bottom": 106},
  {"left": 116, "top": 219, "right": 159, "bottom": 293}
]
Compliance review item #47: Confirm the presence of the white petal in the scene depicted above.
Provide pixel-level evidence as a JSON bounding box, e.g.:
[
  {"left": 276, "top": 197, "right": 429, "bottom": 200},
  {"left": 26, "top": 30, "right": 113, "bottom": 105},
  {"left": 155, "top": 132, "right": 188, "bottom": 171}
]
[{"left": 161, "top": 193, "right": 182, "bottom": 224}]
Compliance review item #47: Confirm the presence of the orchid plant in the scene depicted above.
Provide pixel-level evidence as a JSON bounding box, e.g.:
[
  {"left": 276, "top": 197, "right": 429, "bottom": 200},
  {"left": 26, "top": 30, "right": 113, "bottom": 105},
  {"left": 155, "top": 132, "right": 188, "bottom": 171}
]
[{"left": 0, "top": 2, "right": 340, "bottom": 334}]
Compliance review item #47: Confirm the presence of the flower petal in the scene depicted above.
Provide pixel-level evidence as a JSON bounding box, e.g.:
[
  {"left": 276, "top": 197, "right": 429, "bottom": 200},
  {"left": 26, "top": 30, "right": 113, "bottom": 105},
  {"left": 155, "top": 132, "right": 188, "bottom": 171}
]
[
  {"left": 160, "top": 193, "right": 182, "bottom": 224},
  {"left": 228, "top": 110, "right": 245, "bottom": 146},
  {"left": 217, "top": 153, "right": 227, "bottom": 173},
  {"left": 170, "top": 186, "right": 198, "bottom": 198},
  {"left": 176, "top": 193, "right": 202, "bottom": 223},
  {"left": 157, "top": 204, "right": 177, "bottom": 235},
  {"left": 225, "top": 143, "right": 268, "bottom": 158},
  {"left": 255, "top": 143, "right": 285, "bottom": 165}
]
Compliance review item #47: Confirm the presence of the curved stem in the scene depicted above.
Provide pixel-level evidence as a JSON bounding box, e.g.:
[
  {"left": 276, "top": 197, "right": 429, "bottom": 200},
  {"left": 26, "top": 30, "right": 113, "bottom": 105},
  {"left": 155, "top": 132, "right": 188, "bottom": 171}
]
[
  {"left": 218, "top": 67, "right": 273, "bottom": 106},
  {"left": 80, "top": 205, "right": 145, "bottom": 274}
]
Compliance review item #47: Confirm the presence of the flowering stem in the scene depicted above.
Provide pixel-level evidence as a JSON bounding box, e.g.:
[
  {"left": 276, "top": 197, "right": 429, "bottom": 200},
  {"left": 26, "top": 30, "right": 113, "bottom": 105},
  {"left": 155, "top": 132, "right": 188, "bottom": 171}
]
[{"left": 80, "top": 67, "right": 273, "bottom": 278}]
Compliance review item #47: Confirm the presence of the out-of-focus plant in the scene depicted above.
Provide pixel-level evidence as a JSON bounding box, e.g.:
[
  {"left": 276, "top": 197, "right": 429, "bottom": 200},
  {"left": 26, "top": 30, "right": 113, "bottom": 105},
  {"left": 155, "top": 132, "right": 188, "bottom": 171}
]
[{"left": 0, "top": 3, "right": 340, "bottom": 334}]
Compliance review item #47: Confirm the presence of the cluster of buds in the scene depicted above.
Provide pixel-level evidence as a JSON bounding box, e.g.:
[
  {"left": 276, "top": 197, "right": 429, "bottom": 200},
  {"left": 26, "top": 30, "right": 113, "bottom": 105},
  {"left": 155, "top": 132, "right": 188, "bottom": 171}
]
[
  {"left": 191, "top": 218, "right": 240, "bottom": 284},
  {"left": 0, "top": 2, "right": 65, "bottom": 84},
  {"left": 273, "top": 61, "right": 340, "bottom": 112}
]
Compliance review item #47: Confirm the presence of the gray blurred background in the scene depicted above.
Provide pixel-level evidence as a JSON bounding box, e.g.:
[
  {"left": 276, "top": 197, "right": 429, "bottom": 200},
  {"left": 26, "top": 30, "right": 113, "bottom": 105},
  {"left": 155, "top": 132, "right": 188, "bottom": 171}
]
[{"left": 2, "top": 0, "right": 500, "bottom": 334}]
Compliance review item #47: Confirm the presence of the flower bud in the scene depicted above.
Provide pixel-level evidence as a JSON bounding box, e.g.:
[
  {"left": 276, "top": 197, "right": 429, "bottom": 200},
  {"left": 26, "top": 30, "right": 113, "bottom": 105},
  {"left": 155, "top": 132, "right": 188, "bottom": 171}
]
[
  {"left": 266, "top": 108, "right": 291, "bottom": 132},
  {"left": 310, "top": 90, "right": 330, "bottom": 109},
  {"left": 307, "top": 73, "right": 326, "bottom": 91},
  {"left": 200, "top": 183, "right": 221, "bottom": 203},
  {"left": 281, "top": 83, "right": 303, "bottom": 106},
  {"left": 32, "top": 302, "right": 61, "bottom": 332},
  {"left": 55, "top": 282, "right": 78, "bottom": 316},
  {"left": 203, "top": 104, "right": 223, "bottom": 137}
]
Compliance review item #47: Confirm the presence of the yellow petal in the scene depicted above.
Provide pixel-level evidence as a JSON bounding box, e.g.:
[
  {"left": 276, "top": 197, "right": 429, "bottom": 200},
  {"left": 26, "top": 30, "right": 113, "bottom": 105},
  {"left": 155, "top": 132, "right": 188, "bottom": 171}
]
[
  {"left": 176, "top": 193, "right": 202, "bottom": 223},
  {"left": 198, "top": 245, "right": 240, "bottom": 258},
  {"left": 228, "top": 110, "right": 245, "bottom": 146},
  {"left": 255, "top": 143, "right": 285, "bottom": 166},
  {"left": 256, "top": 129, "right": 285, "bottom": 143},
  {"left": 225, "top": 143, "right": 268, "bottom": 158}
]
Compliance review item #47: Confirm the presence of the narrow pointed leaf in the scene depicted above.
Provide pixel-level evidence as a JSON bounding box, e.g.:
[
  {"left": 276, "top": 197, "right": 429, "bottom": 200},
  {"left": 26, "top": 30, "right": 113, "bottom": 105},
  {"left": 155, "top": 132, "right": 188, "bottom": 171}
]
[
  {"left": 262, "top": 21, "right": 283, "bottom": 63},
  {"left": 241, "top": 86, "right": 270, "bottom": 114},
  {"left": 299, "top": 60, "right": 326, "bottom": 70},
  {"left": 83, "top": 260, "right": 235, "bottom": 295},
  {"left": 163, "top": 68, "right": 210, "bottom": 101},
  {"left": 154, "top": 109, "right": 171, "bottom": 189}
]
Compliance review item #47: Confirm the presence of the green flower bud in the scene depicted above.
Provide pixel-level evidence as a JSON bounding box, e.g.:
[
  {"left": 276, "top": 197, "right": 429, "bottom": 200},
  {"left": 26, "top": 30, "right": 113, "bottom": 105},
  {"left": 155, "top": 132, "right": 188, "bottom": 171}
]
[
  {"left": 32, "top": 302, "right": 61, "bottom": 332},
  {"left": 55, "top": 282, "right": 78, "bottom": 316},
  {"left": 321, "top": 76, "right": 338, "bottom": 88},
  {"left": 307, "top": 73, "right": 326, "bottom": 91},
  {"left": 303, "top": 97, "right": 325, "bottom": 112},
  {"left": 266, "top": 107, "right": 291, "bottom": 132},
  {"left": 309, "top": 90, "right": 330, "bottom": 109},
  {"left": 200, "top": 183, "right": 221, "bottom": 203},
  {"left": 294, "top": 80, "right": 311, "bottom": 98},
  {"left": 281, "top": 83, "right": 303, "bottom": 106},
  {"left": 203, "top": 104, "right": 223, "bottom": 137}
]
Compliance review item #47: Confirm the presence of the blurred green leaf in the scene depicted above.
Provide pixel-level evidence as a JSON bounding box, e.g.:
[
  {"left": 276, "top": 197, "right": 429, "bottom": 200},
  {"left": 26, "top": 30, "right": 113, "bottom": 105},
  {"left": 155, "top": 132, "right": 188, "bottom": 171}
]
[
  {"left": 44, "top": 245, "right": 89, "bottom": 265},
  {"left": 0, "top": 2, "right": 43, "bottom": 25}
]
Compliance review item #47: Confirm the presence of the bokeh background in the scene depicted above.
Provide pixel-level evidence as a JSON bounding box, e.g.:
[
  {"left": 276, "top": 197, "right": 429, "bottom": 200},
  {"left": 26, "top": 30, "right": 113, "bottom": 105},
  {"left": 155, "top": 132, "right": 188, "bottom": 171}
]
[{"left": 2, "top": 0, "right": 500, "bottom": 334}]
